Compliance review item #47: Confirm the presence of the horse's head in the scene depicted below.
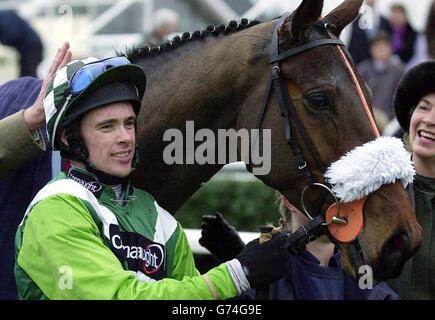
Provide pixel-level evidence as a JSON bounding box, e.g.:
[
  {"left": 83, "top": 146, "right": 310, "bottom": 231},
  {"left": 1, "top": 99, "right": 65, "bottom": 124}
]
[{"left": 239, "top": 0, "right": 422, "bottom": 280}]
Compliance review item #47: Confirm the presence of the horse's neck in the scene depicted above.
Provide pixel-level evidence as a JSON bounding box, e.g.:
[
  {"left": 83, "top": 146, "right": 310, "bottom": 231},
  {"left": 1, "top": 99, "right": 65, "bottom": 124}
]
[
  {"left": 133, "top": 24, "right": 273, "bottom": 213},
  {"left": 137, "top": 22, "right": 273, "bottom": 128}
]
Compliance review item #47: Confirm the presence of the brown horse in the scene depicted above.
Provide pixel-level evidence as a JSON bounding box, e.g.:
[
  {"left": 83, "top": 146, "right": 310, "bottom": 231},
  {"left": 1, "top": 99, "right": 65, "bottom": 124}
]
[{"left": 127, "top": 0, "right": 421, "bottom": 280}]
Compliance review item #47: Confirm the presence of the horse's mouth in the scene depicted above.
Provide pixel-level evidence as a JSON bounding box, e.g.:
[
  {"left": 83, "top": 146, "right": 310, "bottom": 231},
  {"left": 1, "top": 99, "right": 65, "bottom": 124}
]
[
  {"left": 372, "top": 264, "right": 405, "bottom": 281},
  {"left": 343, "top": 229, "right": 418, "bottom": 281},
  {"left": 343, "top": 251, "right": 407, "bottom": 281},
  {"left": 372, "top": 231, "right": 419, "bottom": 281}
]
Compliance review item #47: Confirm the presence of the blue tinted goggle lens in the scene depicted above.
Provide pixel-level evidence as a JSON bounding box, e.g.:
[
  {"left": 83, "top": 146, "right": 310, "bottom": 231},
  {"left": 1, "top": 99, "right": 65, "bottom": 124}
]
[{"left": 70, "top": 56, "right": 131, "bottom": 95}]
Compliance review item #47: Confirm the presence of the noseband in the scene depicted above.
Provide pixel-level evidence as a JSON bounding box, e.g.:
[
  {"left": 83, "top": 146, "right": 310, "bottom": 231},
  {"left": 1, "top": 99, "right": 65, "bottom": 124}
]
[{"left": 255, "top": 15, "right": 381, "bottom": 273}]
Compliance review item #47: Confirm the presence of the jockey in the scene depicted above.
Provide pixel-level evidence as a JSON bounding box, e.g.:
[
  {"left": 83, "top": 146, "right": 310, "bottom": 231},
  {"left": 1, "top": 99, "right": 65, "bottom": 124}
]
[
  {"left": 388, "top": 61, "right": 435, "bottom": 299},
  {"left": 14, "top": 56, "right": 291, "bottom": 299}
]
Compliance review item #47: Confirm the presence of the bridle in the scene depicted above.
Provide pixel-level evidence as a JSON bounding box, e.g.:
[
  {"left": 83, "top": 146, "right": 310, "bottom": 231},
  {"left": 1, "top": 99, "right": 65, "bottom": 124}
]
[{"left": 255, "top": 14, "right": 381, "bottom": 276}]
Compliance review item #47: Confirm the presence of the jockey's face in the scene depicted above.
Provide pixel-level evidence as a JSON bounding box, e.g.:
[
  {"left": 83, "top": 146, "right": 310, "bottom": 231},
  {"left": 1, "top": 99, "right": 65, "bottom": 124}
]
[
  {"left": 80, "top": 101, "right": 136, "bottom": 178},
  {"left": 409, "top": 93, "right": 435, "bottom": 165}
]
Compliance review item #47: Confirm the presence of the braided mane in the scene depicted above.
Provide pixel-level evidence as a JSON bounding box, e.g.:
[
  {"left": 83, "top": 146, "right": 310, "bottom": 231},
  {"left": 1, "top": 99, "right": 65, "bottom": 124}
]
[{"left": 125, "top": 18, "right": 261, "bottom": 61}]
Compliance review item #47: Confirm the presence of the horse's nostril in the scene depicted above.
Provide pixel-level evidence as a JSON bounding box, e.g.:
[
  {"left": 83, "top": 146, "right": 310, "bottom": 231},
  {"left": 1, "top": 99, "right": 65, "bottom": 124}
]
[
  {"left": 391, "top": 232, "right": 408, "bottom": 251},
  {"left": 384, "top": 232, "right": 411, "bottom": 263},
  {"left": 374, "top": 232, "right": 412, "bottom": 280}
]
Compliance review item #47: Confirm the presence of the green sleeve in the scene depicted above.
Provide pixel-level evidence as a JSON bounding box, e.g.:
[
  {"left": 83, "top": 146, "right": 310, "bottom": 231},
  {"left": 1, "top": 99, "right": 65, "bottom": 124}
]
[
  {"left": 17, "top": 194, "right": 238, "bottom": 300},
  {"left": 169, "top": 225, "right": 239, "bottom": 299},
  {"left": 170, "top": 224, "right": 201, "bottom": 279}
]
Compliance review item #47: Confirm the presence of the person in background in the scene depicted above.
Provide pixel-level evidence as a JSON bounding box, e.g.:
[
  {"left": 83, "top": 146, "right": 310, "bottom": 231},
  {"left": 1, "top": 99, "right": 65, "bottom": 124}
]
[
  {"left": 0, "top": 43, "right": 71, "bottom": 179},
  {"left": 348, "top": 0, "right": 390, "bottom": 66},
  {"left": 0, "top": 10, "right": 44, "bottom": 77},
  {"left": 388, "top": 60, "right": 435, "bottom": 299},
  {"left": 357, "top": 31, "right": 404, "bottom": 121},
  {"left": 426, "top": 1, "right": 435, "bottom": 59},
  {"left": 143, "top": 8, "right": 179, "bottom": 45},
  {"left": 0, "top": 42, "right": 71, "bottom": 300},
  {"left": 387, "top": 4, "right": 417, "bottom": 66}
]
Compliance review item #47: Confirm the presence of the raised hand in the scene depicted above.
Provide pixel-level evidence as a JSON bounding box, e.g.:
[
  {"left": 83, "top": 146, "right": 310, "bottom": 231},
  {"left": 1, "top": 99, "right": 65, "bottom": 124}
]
[
  {"left": 199, "top": 212, "right": 245, "bottom": 261},
  {"left": 24, "top": 42, "right": 72, "bottom": 131}
]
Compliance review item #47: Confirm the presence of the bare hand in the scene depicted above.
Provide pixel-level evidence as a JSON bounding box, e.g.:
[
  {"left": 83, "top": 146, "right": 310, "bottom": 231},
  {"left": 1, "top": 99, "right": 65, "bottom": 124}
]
[{"left": 24, "top": 42, "right": 72, "bottom": 131}]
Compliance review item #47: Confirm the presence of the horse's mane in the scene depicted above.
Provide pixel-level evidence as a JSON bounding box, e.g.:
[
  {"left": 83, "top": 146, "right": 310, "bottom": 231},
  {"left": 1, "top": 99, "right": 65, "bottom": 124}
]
[{"left": 124, "top": 18, "right": 262, "bottom": 62}]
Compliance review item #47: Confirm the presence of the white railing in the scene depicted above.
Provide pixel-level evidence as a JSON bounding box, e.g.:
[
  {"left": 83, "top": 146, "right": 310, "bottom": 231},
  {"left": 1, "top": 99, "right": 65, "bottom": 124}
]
[{"left": 184, "top": 228, "right": 257, "bottom": 255}]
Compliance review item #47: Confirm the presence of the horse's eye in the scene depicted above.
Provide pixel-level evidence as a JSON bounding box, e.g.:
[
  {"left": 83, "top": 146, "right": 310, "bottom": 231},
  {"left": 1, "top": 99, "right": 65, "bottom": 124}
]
[{"left": 304, "top": 92, "right": 332, "bottom": 110}]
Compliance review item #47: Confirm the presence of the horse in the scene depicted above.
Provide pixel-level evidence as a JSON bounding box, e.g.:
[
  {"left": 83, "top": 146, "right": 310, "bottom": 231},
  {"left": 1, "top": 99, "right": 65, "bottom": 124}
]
[{"left": 126, "top": 0, "right": 422, "bottom": 281}]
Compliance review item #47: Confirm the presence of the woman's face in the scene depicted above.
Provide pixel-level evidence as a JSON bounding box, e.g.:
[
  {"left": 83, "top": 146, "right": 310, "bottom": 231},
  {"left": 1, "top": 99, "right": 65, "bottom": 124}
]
[{"left": 409, "top": 93, "right": 435, "bottom": 161}]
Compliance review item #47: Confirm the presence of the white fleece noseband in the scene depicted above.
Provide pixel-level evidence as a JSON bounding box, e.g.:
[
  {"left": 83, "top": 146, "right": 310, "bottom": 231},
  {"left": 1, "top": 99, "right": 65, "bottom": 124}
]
[{"left": 325, "top": 136, "right": 415, "bottom": 203}]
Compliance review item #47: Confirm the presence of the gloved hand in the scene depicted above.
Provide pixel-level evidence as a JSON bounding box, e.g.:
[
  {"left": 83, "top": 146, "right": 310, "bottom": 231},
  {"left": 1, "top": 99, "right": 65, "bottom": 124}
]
[
  {"left": 236, "top": 232, "right": 291, "bottom": 288},
  {"left": 199, "top": 212, "right": 245, "bottom": 261}
]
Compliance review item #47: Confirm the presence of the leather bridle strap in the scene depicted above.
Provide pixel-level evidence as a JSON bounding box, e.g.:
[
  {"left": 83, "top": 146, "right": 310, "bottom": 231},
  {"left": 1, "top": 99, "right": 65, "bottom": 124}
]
[
  {"left": 256, "top": 20, "right": 346, "bottom": 185},
  {"left": 335, "top": 46, "right": 380, "bottom": 137},
  {"left": 269, "top": 38, "right": 345, "bottom": 63}
]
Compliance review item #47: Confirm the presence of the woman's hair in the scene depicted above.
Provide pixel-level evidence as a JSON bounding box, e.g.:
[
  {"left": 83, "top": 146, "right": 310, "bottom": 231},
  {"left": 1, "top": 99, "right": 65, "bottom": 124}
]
[
  {"left": 403, "top": 132, "right": 411, "bottom": 152},
  {"left": 276, "top": 191, "right": 292, "bottom": 232}
]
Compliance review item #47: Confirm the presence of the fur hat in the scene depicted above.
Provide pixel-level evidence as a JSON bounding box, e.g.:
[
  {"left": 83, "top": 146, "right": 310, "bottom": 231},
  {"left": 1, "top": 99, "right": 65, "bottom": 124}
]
[{"left": 394, "top": 60, "right": 435, "bottom": 132}]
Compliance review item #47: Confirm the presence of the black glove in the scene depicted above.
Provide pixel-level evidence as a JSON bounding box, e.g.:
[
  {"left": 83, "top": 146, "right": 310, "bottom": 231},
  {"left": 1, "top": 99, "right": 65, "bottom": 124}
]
[
  {"left": 236, "top": 232, "right": 291, "bottom": 288},
  {"left": 199, "top": 212, "right": 245, "bottom": 261}
]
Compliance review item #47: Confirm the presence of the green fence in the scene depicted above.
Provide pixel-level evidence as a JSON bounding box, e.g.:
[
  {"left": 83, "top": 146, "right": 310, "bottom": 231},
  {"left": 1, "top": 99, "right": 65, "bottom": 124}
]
[{"left": 175, "top": 175, "right": 281, "bottom": 232}]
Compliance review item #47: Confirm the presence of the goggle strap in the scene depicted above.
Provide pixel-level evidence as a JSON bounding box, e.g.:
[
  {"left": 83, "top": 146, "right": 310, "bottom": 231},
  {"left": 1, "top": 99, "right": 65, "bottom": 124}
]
[
  {"left": 70, "top": 57, "right": 131, "bottom": 96},
  {"left": 52, "top": 93, "right": 73, "bottom": 149}
]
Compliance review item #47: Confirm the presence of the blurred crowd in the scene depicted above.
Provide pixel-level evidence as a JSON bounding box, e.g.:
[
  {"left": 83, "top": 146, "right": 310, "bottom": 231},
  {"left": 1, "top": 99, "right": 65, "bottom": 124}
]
[
  {"left": 0, "top": 10, "right": 43, "bottom": 77},
  {"left": 349, "top": 0, "right": 435, "bottom": 137}
]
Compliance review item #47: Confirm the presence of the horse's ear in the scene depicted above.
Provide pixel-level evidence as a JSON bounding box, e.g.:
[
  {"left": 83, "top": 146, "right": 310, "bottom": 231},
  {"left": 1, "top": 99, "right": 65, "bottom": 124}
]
[
  {"left": 280, "top": 0, "right": 324, "bottom": 42},
  {"left": 323, "top": 0, "right": 363, "bottom": 37}
]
